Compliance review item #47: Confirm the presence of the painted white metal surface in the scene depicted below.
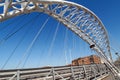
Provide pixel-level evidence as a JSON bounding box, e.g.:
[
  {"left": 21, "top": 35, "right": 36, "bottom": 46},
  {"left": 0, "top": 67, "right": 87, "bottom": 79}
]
[
  {"left": 0, "top": 0, "right": 119, "bottom": 77},
  {"left": 0, "top": 64, "right": 109, "bottom": 80}
]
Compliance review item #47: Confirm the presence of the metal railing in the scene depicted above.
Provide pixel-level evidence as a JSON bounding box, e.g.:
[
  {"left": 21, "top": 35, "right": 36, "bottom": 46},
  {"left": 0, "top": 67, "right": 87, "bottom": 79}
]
[{"left": 0, "top": 64, "right": 110, "bottom": 80}]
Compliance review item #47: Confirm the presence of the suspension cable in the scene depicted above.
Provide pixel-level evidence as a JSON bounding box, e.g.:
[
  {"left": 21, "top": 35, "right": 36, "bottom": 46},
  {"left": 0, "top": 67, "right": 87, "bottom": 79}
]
[
  {"left": 16, "top": 17, "right": 50, "bottom": 68},
  {"left": 22, "top": 50, "right": 32, "bottom": 68},
  {"left": 69, "top": 49, "right": 72, "bottom": 62},
  {"left": 0, "top": 14, "right": 29, "bottom": 68},
  {"left": 22, "top": 15, "right": 43, "bottom": 68},
  {"left": 0, "top": 14, "right": 41, "bottom": 45},
  {"left": 2, "top": 14, "right": 27, "bottom": 37},
  {"left": 72, "top": 33, "right": 75, "bottom": 57},
  {"left": 111, "top": 47, "right": 117, "bottom": 53},
  {"left": 48, "top": 22, "right": 60, "bottom": 56},
  {"left": 64, "top": 50, "right": 68, "bottom": 65},
  {"left": 64, "top": 28, "right": 68, "bottom": 65},
  {"left": 1, "top": 26, "right": 28, "bottom": 69},
  {"left": 1, "top": 14, "right": 42, "bottom": 69},
  {"left": 0, "top": 14, "right": 27, "bottom": 43},
  {"left": 0, "top": 14, "right": 26, "bottom": 32},
  {"left": 36, "top": 22, "right": 55, "bottom": 67}
]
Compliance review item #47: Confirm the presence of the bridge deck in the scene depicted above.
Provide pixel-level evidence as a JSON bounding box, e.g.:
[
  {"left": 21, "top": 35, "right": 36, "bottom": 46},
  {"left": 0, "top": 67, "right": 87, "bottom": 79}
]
[{"left": 0, "top": 64, "right": 110, "bottom": 80}]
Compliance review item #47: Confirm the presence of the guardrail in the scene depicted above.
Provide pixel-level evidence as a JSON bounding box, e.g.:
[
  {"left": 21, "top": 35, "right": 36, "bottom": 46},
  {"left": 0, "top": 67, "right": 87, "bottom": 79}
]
[{"left": 0, "top": 64, "right": 110, "bottom": 80}]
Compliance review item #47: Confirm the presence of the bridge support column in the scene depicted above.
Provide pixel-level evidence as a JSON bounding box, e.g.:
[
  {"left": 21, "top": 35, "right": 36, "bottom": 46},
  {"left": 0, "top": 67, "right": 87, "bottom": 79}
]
[
  {"left": 99, "top": 65, "right": 102, "bottom": 74},
  {"left": 83, "top": 65, "right": 88, "bottom": 80},
  {"left": 52, "top": 68, "right": 55, "bottom": 80},
  {"left": 17, "top": 70, "right": 20, "bottom": 80},
  {"left": 91, "top": 65, "right": 97, "bottom": 80},
  {"left": 97, "top": 64, "right": 102, "bottom": 76},
  {"left": 78, "top": 75, "right": 81, "bottom": 80},
  {"left": 78, "top": 65, "right": 82, "bottom": 80},
  {"left": 70, "top": 66, "right": 75, "bottom": 80}
]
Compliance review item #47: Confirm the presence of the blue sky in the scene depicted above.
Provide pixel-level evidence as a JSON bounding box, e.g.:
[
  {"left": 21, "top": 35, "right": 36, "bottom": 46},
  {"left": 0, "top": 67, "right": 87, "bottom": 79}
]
[{"left": 0, "top": 0, "right": 120, "bottom": 69}]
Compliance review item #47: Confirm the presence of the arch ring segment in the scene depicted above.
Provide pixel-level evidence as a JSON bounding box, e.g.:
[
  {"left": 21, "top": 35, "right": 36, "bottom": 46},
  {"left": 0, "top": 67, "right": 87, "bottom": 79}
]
[{"left": 0, "top": 0, "right": 119, "bottom": 74}]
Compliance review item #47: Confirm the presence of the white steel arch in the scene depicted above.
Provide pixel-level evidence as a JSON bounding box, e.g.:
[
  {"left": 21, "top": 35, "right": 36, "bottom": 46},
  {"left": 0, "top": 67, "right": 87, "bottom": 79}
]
[{"left": 0, "top": 0, "right": 120, "bottom": 76}]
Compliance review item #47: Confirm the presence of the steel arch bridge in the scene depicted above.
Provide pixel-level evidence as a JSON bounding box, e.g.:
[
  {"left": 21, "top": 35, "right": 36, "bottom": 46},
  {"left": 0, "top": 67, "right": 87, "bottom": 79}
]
[{"left": 0, "top": 0, "right": 119, "bottom": 77}]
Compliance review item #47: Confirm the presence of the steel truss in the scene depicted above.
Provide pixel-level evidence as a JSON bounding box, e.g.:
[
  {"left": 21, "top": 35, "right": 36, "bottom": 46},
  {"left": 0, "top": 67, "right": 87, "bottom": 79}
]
[{"left": 0, "top": 0, "right": 120, "bottom": 77}]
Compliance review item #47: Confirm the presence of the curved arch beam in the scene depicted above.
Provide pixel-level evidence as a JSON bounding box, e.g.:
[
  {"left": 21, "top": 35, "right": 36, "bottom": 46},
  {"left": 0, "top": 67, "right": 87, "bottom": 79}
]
[
  {"left": 0, "top": 0, "right": 119, "bottom": 75},
  {"left": 0, "top": 0, "right": 110, "bottom": 59}
]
